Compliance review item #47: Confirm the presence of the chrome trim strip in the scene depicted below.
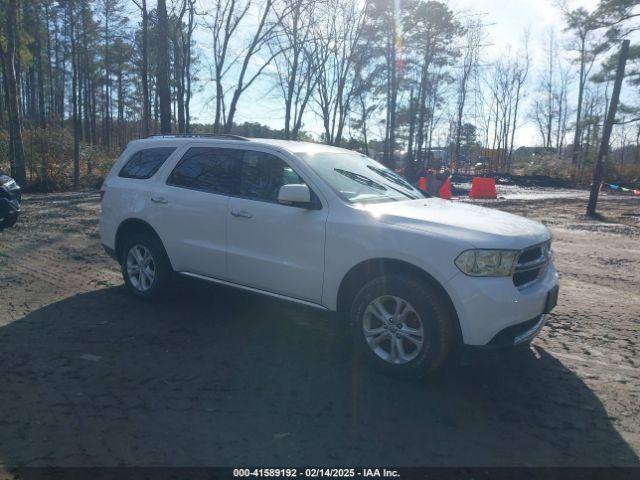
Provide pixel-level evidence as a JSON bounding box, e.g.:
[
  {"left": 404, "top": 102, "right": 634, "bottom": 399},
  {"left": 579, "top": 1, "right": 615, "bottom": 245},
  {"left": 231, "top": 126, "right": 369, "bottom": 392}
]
[
  {"left": 515, "top": 278, "right": 542, "bottom": 290},
  {"left": 179, "top": 272, "right": 330, "bottom": 311},
  {"left": 515, "top": 257, "right": 547, "bottom": 271},
  {"left": 514, "top": 314, "right": 546, "bottom": 345}
]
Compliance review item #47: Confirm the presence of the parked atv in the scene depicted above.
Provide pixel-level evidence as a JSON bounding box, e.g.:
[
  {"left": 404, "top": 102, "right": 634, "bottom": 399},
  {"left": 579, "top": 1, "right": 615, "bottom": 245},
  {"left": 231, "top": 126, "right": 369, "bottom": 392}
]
[{"left": 0, "top": 173, "right": 21, "bottom": 230}]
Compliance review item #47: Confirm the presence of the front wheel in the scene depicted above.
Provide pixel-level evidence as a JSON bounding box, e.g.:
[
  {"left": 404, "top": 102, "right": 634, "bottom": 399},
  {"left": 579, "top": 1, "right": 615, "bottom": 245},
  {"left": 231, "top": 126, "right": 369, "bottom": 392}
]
[
  {"left": 121, "top": 234, "right": 172, "bottom": 301},
  {"left": 350, "top": 274, "right": 455, "bottom": 378}
]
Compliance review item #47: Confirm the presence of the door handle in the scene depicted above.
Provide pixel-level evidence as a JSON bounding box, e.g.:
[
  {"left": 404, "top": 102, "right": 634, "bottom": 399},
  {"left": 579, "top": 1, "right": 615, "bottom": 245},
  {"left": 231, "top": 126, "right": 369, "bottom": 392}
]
[
  {"left": 151, "top": 196, "right": 168, "bottom": 204},
  {"left": 230, "top": 210, "right": 253, "bottom": 219}
]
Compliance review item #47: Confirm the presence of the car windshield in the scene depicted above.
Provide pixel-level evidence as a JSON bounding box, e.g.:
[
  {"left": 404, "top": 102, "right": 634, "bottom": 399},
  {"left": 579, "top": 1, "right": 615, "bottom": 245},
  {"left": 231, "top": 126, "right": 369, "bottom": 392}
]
[{"left": 300, "top": 151, "right": 424, "bottom": 204}]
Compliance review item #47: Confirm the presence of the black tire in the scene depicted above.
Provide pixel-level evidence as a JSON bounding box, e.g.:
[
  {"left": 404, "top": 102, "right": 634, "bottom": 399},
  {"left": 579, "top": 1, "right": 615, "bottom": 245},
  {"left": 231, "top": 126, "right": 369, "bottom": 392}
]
[
  {"left": 0, "top": 213, "right": 18, "bottom": 230},
  {"left": 350, "top": 274, "right": 455, "bottom": 378},
  {"left": 120, "top": 233, "right": 172, "bottom": 301}
]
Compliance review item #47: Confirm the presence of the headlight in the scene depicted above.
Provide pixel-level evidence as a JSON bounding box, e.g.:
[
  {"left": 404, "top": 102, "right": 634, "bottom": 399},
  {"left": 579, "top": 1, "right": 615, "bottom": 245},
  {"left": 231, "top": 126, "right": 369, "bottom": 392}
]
[
  {"left": 454, "top": 249, "right": 519, "bottom": 277},
  {"left": 3, "top": 179, "right": 17, "bottom": 189}
]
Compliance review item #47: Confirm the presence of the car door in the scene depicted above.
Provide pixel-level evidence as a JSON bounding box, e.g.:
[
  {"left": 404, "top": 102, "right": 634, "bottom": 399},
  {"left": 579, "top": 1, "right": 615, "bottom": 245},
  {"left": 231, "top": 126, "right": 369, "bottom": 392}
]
[
  {"left": 226, "top": 149, "right": 328, "bottom": 303},
  {"left": 151, "top": 146, "right": 242, "bottom": 277}
]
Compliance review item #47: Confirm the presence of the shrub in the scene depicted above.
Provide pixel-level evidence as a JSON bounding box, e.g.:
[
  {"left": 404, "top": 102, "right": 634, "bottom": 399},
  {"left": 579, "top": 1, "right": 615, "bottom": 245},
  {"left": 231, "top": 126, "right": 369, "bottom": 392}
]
[
  {"left": 521, "top": 153, "right": 640, "bottom": 187},
  {"left": 0, "top": 127, "right": 117, "bottom": 192}
]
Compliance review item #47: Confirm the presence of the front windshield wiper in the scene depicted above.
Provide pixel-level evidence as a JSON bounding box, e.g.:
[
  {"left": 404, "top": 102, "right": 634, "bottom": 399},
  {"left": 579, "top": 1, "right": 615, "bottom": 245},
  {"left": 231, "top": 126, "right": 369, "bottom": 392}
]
[
  {"left": 366, "top": 165, "right": 414, "bottom": 190},
  {"left": 334, "top": 169, "right": 387, "bottom": 191}
]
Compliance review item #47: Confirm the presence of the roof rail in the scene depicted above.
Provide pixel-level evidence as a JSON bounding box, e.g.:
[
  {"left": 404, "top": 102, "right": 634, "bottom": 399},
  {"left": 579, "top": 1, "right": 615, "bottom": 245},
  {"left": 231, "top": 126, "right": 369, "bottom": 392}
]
[{"left": 145, "top": 133, "right": 249, "bottom": 141}]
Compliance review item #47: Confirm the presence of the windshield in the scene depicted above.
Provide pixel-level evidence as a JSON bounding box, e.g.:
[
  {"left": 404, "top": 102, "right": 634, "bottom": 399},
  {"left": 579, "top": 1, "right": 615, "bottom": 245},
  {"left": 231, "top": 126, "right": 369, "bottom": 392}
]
[{"left": 300, "top": 151, "right": 424, "bottom": 204}]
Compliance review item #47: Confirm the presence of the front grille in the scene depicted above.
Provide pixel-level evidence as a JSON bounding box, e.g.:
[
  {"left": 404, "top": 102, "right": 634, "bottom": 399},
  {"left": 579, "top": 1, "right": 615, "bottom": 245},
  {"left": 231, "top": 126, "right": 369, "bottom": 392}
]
[
  {"left": 513, "top": 241, "right": 550, "bottom": 288},
  {"left": 518, "top": 245, "right": 542, "bottom": 264},
  {"left": 9, "top": 188, "right": 21, "bottom": 203}
]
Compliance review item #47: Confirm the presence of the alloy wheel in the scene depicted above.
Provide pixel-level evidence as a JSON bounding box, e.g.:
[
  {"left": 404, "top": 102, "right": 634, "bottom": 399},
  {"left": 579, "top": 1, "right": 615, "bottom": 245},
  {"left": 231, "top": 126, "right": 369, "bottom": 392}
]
[
  {"left": 362, "top": 295, "right": 425, "bottom": 364},
  {"left": 126, "top": 244, "right": 156, "bottom": 292}
]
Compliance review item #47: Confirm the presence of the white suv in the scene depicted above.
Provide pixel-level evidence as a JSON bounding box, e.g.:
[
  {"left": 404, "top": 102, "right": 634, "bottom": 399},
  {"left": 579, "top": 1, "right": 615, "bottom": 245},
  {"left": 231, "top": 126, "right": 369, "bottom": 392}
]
[{"left": 100, "top": 135, "right": 559, "bottom": 376}]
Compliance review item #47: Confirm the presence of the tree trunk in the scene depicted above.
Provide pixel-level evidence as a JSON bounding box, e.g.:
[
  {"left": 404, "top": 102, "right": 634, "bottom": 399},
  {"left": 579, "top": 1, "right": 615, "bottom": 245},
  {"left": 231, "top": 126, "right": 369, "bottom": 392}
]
[
  {"left": 141, "top": 0, "right": 150, "bottom": 137},
  {"left": 571, "top": 35, "right": 587, "bottom": 167},
  {"left": 174, "top": 37, "right": 185, "bottom": 133},
  {"left": 2, "top": 0, "right": 27, "bottom": 186},
  {"left": 104, "top": 12, "right": 111, "bottom": 147},
  {"left": 157, "top": 0, "right": 172, "bottom": 134},
  {"left": 587, "top": 40, "right": 629, "bottom": 216},
  {"left": 69, "top": 0, "right": 80, "bottom": 189},
  {"left": 35, "top": 2, "right": 47, "bottom": 128}
]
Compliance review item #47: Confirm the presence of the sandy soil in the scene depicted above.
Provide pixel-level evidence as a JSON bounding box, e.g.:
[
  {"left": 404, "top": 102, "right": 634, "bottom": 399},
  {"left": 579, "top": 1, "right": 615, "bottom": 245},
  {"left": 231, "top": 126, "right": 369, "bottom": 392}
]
[{"left": 0, "top": 191, "right": 638, "bottom": 467}]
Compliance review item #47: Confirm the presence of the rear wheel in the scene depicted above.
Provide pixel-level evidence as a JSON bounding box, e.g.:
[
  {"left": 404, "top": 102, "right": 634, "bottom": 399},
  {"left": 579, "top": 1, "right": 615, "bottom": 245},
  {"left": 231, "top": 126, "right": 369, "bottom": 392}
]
[
  {"left": 121, "top": 234, "right": 172, "bottom": 301},
  {"left": 350, "top": 274, "right": 455, "bottom": 378},
  {"left": 0, "top": 213, "right": 18, "bottom": 230}
]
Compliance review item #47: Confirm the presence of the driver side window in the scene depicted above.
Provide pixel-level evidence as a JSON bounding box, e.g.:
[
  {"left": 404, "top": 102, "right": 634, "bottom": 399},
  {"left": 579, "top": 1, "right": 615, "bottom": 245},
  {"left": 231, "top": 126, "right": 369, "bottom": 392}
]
[{"left": 239, "top": 151, "right": 304, "bottom": 203}]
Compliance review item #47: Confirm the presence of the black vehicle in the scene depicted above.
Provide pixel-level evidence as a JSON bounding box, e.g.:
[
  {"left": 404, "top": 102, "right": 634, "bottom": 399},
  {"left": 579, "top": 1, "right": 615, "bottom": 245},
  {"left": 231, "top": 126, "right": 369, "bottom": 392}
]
[{"left": 0, "top": 172, "right": 21, "bottom": 230}]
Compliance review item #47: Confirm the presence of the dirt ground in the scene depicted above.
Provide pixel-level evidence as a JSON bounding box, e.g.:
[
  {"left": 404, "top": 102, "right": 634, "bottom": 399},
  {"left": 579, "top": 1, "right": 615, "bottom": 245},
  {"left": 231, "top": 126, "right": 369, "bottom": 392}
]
[{"left": 0, "top": 191, "right": 638, "bottom": 467}]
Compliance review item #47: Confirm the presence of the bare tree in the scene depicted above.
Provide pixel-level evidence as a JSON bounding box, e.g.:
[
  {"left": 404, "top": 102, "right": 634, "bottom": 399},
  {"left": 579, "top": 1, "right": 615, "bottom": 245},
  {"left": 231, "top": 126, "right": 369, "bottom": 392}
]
[
  {"left": 157, "top": 0, "right": 172, "bottom": 134},
  {"left": 404, "top": 0, "right": 460, "bottom": 169},
  {"left": 350, "top": 61, "right": 378, "bottom": 156},
  {"left": 268, "top": 0, "right": 321, "bottom": 140},
  {"left": 1, "top": 0, "right": 27, "bottom": 185},
  {"left": 132, "top": 0, "right": 150, "bottom": 136},
  {"left": 543, "top": 29, "right": 556, "bottom": 148},
  {"left": 204, "top": 0, "right": 281, "bottom": 133},
  {"left": 563, "top": 7, "right": 599, "bottom": 167},
  {"left": 68, "top": 0, "right": 81, "bottom": 188},
  {"left": 507, "top": 33, "right": 530, "bottom": 171},
  {"left": 554, "top": 66, "right": 570, "bottom": 153},
  {"left": 453, "top": 18, "right": 483, "bottom": 170},
  {"left": 358, "top": 0, "right": 403, "bottom": 166},
  {"left": 312, "top": 0, "right": 365, "bottom": 145}
]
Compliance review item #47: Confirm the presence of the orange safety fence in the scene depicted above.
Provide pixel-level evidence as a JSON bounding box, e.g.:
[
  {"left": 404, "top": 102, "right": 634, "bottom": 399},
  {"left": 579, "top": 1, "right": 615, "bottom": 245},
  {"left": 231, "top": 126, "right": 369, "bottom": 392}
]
[
  {"left": 470, "top": 177, "right": 497, "bottom": 199},
  {"left": 438, "top": 177, "right": 452, "bottom": 199},
  {"left": 418, "top": 175, "right": 452, "bottom": 200}
]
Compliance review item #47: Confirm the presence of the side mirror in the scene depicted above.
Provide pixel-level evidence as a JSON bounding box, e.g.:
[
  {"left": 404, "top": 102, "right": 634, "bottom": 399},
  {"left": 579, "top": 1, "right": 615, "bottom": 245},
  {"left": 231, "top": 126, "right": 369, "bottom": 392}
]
[{"left": 278, "top": 184, "right": 312, "bottom": 207}]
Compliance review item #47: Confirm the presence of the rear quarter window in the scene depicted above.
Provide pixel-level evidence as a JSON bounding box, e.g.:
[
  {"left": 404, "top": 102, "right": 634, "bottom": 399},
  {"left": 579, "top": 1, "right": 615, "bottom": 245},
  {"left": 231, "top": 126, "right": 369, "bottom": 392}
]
[{"left": 119, "top": 147, "right": 177, "bottom": 179}]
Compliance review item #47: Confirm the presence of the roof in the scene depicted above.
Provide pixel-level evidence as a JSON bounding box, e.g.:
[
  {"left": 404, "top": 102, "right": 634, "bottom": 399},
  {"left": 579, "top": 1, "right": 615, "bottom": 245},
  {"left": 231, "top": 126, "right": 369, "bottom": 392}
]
[{"left": 127, "top": 135, "right": 347, "bottom": 156}]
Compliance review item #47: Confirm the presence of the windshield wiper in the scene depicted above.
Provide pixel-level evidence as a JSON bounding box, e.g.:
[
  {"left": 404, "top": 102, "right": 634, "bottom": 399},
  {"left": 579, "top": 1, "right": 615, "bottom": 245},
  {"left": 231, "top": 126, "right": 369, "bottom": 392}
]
[
  {"left": 334, "top": 169, "right": 387, "bottom": 191},
  {"left": 366, "top": 165, "right": 414, "bottom": 190},
  {"left": 365, "top": 165, "right": 424, "bottom": 199}
]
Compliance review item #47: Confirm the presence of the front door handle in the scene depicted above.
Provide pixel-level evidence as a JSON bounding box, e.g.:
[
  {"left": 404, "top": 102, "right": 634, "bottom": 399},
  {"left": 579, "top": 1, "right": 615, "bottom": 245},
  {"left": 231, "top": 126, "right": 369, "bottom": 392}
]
[
  {"left": 151, "top": 196, "right": 168, "bottom": 204},
  {"left": 230, "top": 210, "right": 253, "bottom": 219}
]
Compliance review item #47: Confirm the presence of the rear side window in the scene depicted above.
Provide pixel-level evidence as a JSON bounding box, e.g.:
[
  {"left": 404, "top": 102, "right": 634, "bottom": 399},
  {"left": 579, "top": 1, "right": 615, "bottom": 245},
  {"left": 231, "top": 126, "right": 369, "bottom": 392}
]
[
  {"left": 168, "top": 147, "right": 242, "bottom": 195},
  {"left": 119, "top": 147, "right": 176, "bottom": 179},
  {"left": 239, "top": 151, "right": 304, "bottom": 203}
]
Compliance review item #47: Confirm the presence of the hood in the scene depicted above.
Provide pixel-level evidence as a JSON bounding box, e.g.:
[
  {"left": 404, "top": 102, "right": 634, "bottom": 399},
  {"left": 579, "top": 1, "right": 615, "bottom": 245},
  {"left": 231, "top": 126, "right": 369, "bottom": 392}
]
[{"left": 360, "top": 198, "right": 550, "bottom": 250}]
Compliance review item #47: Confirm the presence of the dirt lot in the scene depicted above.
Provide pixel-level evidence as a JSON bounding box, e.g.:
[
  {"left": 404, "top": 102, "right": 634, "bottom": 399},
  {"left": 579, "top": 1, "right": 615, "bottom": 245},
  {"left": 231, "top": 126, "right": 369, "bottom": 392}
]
[{"left": 0, "top": 191, "right": 639, "bottom": 467}]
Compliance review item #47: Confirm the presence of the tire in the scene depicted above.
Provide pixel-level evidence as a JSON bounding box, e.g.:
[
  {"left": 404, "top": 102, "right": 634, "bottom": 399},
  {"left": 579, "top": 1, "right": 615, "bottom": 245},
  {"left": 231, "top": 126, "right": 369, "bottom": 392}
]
[
  {"left": 120, "top": 233, "right": 172, "bottom": 301},
  {"left": 0, "top": 213, "right": 18, "bottom": 230},
  {"left": 350, "top": 274, "right": 455, "bottom": 378}
]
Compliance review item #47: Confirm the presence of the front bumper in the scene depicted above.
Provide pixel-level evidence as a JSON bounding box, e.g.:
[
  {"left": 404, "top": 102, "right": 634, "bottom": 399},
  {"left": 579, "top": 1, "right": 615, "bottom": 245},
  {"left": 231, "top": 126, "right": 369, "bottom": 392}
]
[
  {"left": 469, "top": 313, "right": 546, "bottom": 350},
  {"left": 458, "top": 314, "right": 546, "bottom": 364},
  {"left": 444, "top": 260, "right": 559, "bottom": 346}
]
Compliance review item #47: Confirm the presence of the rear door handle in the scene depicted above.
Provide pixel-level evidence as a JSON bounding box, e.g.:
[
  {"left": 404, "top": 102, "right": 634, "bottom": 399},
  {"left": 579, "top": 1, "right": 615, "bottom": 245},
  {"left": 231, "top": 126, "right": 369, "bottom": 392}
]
[
  {"left": 151, "top": 196, "right": 168, "bottom": 204},
  {"left": 230, "top": 210, "right": 253, "bottom": 219}
]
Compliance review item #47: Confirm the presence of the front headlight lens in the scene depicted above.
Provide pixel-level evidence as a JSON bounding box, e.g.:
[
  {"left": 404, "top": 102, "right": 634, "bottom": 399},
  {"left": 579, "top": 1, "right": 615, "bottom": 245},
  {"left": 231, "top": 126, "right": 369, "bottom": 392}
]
[{"left": 455, "top": 249, "right": 519, "bottom": 277}]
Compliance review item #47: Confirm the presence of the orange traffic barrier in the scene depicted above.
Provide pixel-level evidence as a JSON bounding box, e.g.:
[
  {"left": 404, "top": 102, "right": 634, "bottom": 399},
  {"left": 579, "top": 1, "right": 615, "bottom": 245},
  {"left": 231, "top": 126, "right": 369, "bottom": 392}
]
[
  {"left": 419, "top": 176, "right": 427, "bottom": 192},
  {"left": 438, "top": 177, "right": 452, "bottom": 200},
  {"left": 470, "top": 177, "right": 497, "bottom": 199}
]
